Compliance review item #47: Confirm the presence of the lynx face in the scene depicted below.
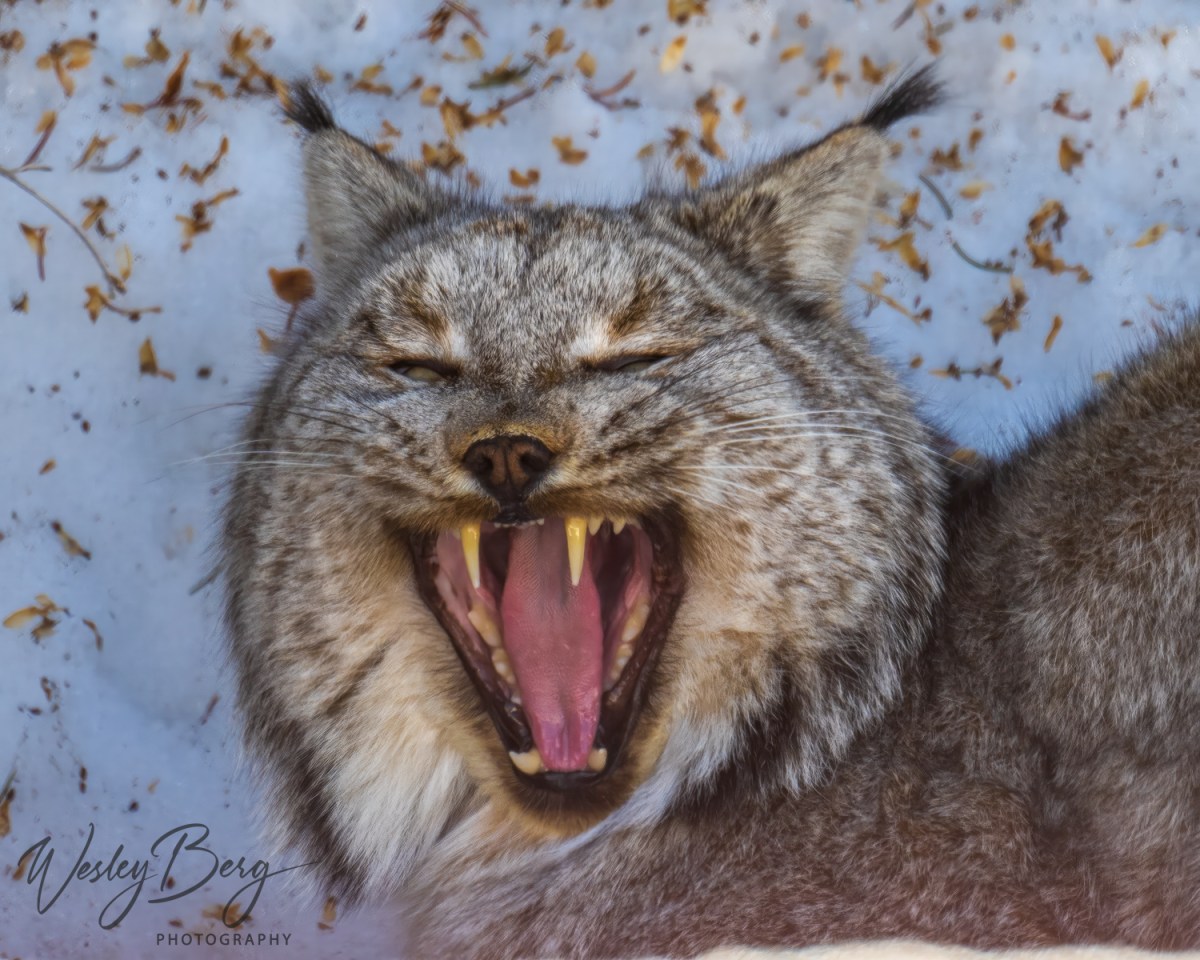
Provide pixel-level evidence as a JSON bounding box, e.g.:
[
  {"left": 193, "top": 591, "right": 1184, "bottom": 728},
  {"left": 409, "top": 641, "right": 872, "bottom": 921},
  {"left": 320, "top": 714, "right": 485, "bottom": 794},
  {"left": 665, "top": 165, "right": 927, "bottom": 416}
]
[{"left": 222, "top": 73, "right": 946, "bottom": 898}]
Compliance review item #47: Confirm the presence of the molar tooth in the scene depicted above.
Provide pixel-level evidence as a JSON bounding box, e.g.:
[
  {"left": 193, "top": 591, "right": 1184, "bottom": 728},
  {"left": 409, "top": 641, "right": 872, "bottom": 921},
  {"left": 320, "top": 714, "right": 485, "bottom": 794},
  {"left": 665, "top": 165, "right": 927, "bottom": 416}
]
[
  {"left": 621, "top": 598, "right": 650, "bottom": 644},
  {"left": 467, "top": 605, "right": 502, "bottom": 648},
  {"left": 564, "top": 515, "right": 588, "bottom": 586},
  {"left": 461, "top": 522, "right": 482, "bottom": 589},
  {"left": 587, "top": 515, "right": 604, "bottom": 536},
  {"left": 509, "top": 749, "right": 544, "bottom": 776},
  {"left": 587, "top": 747, "right": 608, "bottom": 772},
  {"left": 611, "top": 517, "right": 626, "bottom": 535},
  {"left": 492, "top": 649, "right": 515, "bottom": 682}
]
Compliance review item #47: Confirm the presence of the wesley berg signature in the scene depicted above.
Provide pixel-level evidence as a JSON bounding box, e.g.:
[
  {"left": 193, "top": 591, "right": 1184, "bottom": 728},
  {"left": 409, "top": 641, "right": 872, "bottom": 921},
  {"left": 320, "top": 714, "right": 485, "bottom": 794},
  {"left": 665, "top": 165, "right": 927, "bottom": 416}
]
[{"left": 17, "top": 822, "right": 316, "bottom": 930}]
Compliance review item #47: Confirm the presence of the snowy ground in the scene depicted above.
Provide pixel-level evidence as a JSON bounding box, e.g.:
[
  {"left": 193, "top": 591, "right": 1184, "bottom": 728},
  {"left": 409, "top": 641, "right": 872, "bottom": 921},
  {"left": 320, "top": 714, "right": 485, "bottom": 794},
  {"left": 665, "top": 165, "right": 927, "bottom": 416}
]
[{"left": 1, "top": 1, "right": 1198, "bottom": 957}]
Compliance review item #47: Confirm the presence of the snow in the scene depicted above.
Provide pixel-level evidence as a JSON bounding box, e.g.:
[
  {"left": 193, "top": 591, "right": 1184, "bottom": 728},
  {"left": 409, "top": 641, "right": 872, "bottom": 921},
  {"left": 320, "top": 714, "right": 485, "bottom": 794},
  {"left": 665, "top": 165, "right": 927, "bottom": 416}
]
[{"left": 1, "top": 1, "right": 1197, "bottom": 957}]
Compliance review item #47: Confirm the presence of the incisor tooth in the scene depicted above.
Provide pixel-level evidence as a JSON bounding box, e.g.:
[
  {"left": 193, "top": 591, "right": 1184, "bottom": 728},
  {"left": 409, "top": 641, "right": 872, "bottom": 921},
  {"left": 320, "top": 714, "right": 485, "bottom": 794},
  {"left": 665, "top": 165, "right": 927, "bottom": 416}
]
[
  {"left": 611, "top": 517, "right": 626, "bottom": 535},
  {"left": 467, "top": 605, "right": 502, "bottom": 648},
  {"left": 565, "top": 515, "right": 588, "bottom": 586},
  {"left": 621, "top": 598, "right": 650, "bottom": 644},
  {"left": 587, "top": 747, "right": 608, "bottom": 772},
  {"left": 587, "top": 515, "right": 604, "bottom": 536},
  {"left": 461, "top": 522, "right": 481, "bottom": 589},
  {"left": 509, "top": 749, "right": 544, "bottom": 775}
]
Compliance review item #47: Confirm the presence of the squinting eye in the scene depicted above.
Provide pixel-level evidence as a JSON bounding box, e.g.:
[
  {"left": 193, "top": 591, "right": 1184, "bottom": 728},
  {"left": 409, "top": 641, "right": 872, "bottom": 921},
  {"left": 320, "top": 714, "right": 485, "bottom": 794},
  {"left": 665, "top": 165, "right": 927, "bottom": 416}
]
[
  {"left": 597, "top": 355, "right": 670, "bottom": 374},
  {"left": 389, "top": 362, "right": 449, "bottom": 384}
]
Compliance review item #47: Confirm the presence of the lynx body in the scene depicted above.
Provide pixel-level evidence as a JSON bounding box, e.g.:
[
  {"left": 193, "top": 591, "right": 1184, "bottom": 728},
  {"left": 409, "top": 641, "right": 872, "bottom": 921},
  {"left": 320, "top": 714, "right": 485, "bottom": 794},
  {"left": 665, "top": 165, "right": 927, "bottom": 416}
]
[{"left": 221, "top": 72, "right": 1200, "bottom": 956}]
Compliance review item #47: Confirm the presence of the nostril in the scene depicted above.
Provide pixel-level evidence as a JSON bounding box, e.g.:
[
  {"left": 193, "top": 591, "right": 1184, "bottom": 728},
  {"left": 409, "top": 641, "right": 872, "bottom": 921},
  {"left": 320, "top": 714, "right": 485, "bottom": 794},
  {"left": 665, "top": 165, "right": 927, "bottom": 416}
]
[{"left": 463, "top": 435, "right": 555, "bottom": 505}]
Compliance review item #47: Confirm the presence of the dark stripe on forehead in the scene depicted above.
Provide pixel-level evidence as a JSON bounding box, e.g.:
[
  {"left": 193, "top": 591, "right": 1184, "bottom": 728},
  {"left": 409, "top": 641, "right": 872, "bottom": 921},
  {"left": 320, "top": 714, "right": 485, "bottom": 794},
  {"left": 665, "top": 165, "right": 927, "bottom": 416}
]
[{"left": 609, "top": 275, "right": 665, "bottom": 339}]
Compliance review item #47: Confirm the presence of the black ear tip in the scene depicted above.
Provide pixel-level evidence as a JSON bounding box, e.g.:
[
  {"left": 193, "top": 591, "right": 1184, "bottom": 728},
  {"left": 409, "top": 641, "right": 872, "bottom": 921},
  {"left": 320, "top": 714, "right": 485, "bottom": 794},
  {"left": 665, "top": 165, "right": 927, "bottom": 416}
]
[
  {"left": 860, "top": 64, "right": 944, "bottom": 131},
  {"left": 284, "top": 80, "right": 336, "bottom": 133}
]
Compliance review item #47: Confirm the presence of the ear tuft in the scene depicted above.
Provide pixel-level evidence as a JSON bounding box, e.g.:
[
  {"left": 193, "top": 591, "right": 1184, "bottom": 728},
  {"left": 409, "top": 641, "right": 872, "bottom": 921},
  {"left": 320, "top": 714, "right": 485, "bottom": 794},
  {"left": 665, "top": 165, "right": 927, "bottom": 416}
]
[
  {"left": 284, "top": 80, "right": 336, "bottom": 134},
  {"left": 859, "top": 64, "right": 943, "bottom": 132}
]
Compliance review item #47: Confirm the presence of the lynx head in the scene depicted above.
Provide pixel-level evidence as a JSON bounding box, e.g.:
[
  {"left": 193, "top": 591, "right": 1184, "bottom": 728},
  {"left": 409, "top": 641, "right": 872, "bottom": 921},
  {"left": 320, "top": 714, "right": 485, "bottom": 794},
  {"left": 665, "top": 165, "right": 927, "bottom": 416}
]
[{"left": 222, "top": 70, "right": 946, "bottom": 899}]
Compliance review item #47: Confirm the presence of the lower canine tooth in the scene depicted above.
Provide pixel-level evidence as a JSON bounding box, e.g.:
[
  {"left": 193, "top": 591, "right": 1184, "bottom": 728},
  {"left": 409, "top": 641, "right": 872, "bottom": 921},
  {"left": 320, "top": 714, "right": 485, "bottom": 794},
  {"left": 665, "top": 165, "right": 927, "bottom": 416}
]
[
  {"left": 509, "top": 749, "right": 544, "bottom": 775},
  {"left": 587, "top": 747, "right": 608, "bottom": 772},
  {"left": 564, "top": 515, "right": 588, "bottom": 586},
  {"left": 461, "top": 522, "right": 482, "bottom": 589}
]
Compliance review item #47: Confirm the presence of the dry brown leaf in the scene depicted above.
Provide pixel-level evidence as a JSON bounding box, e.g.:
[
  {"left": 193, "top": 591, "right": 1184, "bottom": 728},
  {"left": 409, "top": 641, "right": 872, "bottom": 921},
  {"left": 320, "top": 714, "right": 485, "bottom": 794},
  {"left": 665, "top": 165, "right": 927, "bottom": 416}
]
[
  {"left": 959, "top": 181, "right": 992, "bottom": 200},
  {"left": 352, "top": 62, "right": 393, "bottom": 95},
  {"left": 1058, "top": 137, "right": 1084, "bottom": 174},
  {"left": 695, "top": 90, "right": 725, "bottom": 159},
  {"left": 444, "top": 32, "right": 484, "bottom": 62},
  {"left": 51, "top": 521, "right": 91, "bottom": 560},
  {"left": 12, "top": 292, "right": 30, "bottom": 313},
  {"left": 116, "top": 245, "right": 134, "bottom": 282},
  {"left": 257, "top": 328, "right": 276, "bottom": 354},
  {"left": 999, "top": 33, "right": 1015, "bottom": 50},
  {"left": 779, "top": 44, "right": 805, "bottom": 63},
  {"left": 19, "top": 223, "right": 48, "bottom": 281},
  {"left": 83, "top": 285, "right": 107, "bottom": 321},
  {"left": 857, "top": 271, "right": 925, "bottom": 324},
  {"left": 1044, "top": 315, "right": 1063, "bottom": 352},
  {"left": 138, "top": 337, "right": 175, "bottom": 380},
  {"left": 668, "top": 0, "right": 707, "bottom": 23},
  {"left": 873, "top": 232, "right": 930, "bottom": 280},
  {"left": 39, "top": 459, "right": 56, "bottom": 475},
  {"left": 421, "top": 140, "right": 465, "bottom": 173},
  {"left": 0, "top": 30, "right": 25, "bottom": 56},
  {"left": 509, "top": 168, "right": 540, "bottom": 188},
  {"left": 674, "top": 152, "right": 705, "bottom": 189},
  {"left": 1027, "top": 238, "right": 1091, "bottom": 282},
  {"left": 1132, "top": 223, "right": 1168, "bottom": 248},
  {"left": 929, "top": 143, "right": 963, "bottom": 171},
  {"left": 982, "top": 275, "right": 1028, "bottom": 344},
  {"left": 1130, "top": 79, "right": 1150, "bottom": 110},
  {"left": 861, "top": 55, "right": 889, "bottom": 85},
  {"left": 660, "top": 35, "right": 687, "bottom": 73},
  {"left": 1095, "top": 34, "right": 1121, "bottom": 69},
  {"left": 575, "top": 51, "right": 596, "bottom": 78},
  {"left": 545, "top": 27, "right": 568, "bottom": 56},
  {"left": 268, "top": 267, "right": 315, "bottom": 305},
  {"left": 1029, "top": 199, "right": 1067, "bottom": 238},
  {"left": 179, "top": 136, "right": 229, "bottom": 184},
  {"left": 816, "top": 47, "right": 842, "bottom": 81},
  {"left": 36, "top": 38, "right": 94, "bottom": 96},
  {"left": 552, "top": 135, "right": 588, "bottom": 165},
  {"left": 898, "top": 191, "right": 920, "bottom": 227}
]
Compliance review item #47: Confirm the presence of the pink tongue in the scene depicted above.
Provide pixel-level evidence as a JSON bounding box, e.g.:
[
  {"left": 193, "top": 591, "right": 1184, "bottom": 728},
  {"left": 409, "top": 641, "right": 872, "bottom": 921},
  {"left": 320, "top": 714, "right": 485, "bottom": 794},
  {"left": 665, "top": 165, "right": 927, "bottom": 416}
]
[{"left": 500, "top": 522, "right": 602, "bottom": 772}]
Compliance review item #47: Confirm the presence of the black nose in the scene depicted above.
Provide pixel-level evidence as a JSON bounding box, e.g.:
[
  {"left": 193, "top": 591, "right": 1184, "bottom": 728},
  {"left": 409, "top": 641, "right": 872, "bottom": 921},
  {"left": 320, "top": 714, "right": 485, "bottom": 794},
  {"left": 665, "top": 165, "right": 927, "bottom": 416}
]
[{"left": 463, "top": 435, "right": 555, "bottom": 505}]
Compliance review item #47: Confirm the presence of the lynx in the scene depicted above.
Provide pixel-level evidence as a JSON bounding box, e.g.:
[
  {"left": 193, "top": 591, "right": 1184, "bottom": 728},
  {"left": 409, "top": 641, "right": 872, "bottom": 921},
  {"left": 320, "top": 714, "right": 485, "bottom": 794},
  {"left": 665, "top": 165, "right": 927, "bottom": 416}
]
[{"left": 221, "top": 69, "right": 1200, "bottom": 956}]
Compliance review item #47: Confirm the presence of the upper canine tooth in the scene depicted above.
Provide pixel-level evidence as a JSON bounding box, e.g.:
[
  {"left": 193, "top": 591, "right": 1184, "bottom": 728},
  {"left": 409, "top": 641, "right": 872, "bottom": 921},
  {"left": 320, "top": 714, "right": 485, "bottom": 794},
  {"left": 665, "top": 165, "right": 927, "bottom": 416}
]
[
  {"left": 509, "top": 748, "right": 544, "bottom": 776},
  {"left": 587, "top": 515, "right": 604, "bottom": 536},
  {"left": 461, "top": 522, "right": 481, "bottom": 589},
  {"left": 564, "top": 516, "right": 588, "bottom": 586},
  {"left": 587, "top": 747, "right": 608, "bottom": 772},
  {"left": 611, "top": 517, "right": 626, "bottom": 535}
]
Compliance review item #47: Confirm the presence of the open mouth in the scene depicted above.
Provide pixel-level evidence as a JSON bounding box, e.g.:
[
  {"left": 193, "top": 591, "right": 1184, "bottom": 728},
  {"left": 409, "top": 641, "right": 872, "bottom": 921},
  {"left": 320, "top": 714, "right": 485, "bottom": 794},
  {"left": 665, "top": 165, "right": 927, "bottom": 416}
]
[{"left": 410, "top": 513, "right": 684, "bottom": 789}]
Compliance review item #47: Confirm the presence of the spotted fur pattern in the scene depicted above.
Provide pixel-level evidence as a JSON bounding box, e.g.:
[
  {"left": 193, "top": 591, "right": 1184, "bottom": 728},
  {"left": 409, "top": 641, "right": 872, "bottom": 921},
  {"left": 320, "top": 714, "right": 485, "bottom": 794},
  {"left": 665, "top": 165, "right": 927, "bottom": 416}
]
[{"left": 221, "top": 69, "right": 1200, "bottom": 955}]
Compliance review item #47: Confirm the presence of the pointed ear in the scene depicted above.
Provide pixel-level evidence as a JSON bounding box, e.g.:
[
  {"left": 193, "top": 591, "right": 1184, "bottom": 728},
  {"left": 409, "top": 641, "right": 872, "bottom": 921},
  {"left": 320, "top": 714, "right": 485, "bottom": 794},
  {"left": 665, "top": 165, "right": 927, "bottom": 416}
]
[
  {"left": 643, "top": 66, "right": 942, "bottom": 299},
  {"left": 285, "top": 82, "right": 453, "bottom": 294}
]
